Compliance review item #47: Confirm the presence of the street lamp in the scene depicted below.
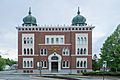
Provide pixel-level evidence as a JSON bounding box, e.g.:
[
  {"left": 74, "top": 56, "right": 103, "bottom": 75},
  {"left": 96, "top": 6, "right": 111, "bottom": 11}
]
[
  {"left": 102, "top": 61, "right": 107, "bottom": 80},
  {"left": 37, "top": 61, "right": 42, "bottom": 76}
]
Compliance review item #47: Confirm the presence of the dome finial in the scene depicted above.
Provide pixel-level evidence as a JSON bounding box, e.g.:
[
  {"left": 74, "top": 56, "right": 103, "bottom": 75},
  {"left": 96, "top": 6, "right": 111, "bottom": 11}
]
[
  {"left": 29, "top": 7, "right": 31, "bottom": 15},
  {"left": 77, "top": 7, "right": 80, "bottom": 15}
]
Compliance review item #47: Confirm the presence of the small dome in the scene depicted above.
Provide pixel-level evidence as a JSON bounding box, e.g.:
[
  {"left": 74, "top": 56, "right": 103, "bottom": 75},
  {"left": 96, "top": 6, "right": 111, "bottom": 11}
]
[
  {"left": 22, "top": 7, "right": 37, "bottom": 26},
  {"left": 72, "top": 7, "right": 87, "bottom": 26}
]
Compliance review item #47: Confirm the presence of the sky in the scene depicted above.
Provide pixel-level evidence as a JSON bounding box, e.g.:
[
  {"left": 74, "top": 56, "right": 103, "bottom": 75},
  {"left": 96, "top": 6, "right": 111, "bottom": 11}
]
[{"left": 0, "top": 0, "right": 120, "bottom": 61}]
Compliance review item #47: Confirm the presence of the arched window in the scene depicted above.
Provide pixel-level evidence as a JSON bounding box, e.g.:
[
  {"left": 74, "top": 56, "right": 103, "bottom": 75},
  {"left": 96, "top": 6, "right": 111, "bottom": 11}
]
[
  {"left": 51, "top": 56, "right": 58, "bottom": 60},
  {"left": 27, "top": 37, "right": 29, "bottom": 44},
  {"left": 80, "top": 48, "right": 83, "bottom": 54},
  {"left": 30, "top": 37, "right": 33, "bottom": 44},
  {"left": 77, "top": 61, "right": 80, "bottom": 67},
  {"left": 66, "top": 48, "right": 69, "bottom": 55},
  {"left": 30, "top": 48, "right": 33, "bottom": 54},
  {"left": 80, "top": 61, "right": 83, "bottom": 67},
  {"left": 84, "top": 61, "right": 86, "bottom": 68},
  {"left": 24, "top": 37, "right": 26, "bottom": 44},
  {"left": 24, "top": 48, "right": 26, "bottom": 54},
  {"left": 40, "top": 49, "right": 43, "bottom": 55},
  {"left": 44, "top": 49, "right": 47, "bottom": 55},
  {"left": 27, "top": 61, "right": 29, "bottom": 67},
  {"left": 27, "top": 48, "right": 29, "bottom": 54},
  {"left": 84, "top": 37, "right": 87, "bottom": 44},
  {"left": 81, "top": 37, "right": 83, "bottom": 44},
  {"left": 62, "top": 48, "right": 69, "bottom": 56},
  {"left": 24, "top": 61, "right": 26, "bottom": 67},
  {"left": 77, "top": 48, "right": 80, "bottom": 54},
  {"left": 41, "top": 61, "right": 43, "bottom": 67},
  {"left": 84, "top": 48, "right": 86, "bottom": 54},
  {"left": 62, "top": 48, "right": 65, "bottom": 55},
  {"left": 66, "top": 61, "right": 69, "bottom": 67},
  {"left": 63, "top": 61, "right": 65, "bottom": 67},
  {"left": 30, "top": 61, "right": 33, "bottom": 67},
  {"left": 77, "top": 37, "right": 80, "bottom": 44},
  {"left": 44, "top": 61, "right": 47, "bottom": 67}
]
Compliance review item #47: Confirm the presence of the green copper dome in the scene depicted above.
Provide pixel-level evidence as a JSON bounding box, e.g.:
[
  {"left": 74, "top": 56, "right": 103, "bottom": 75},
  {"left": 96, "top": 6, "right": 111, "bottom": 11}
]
[
  {"left": 22, "top": 7, "right": 37, "bottom": 26},
  {"left": 72, "top": 7, "right": 87, "bottom": 26}
]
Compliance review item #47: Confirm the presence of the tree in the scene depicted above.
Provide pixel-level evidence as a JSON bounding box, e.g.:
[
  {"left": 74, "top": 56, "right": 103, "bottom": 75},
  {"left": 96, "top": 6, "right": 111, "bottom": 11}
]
[
  {"left": 92, "top": 54, "right": 101, "bottom": 71},
  {"left": 100, "top": 24, "right": 120, "bottom": 72},
  {"left": 0, "top": 57, "right": 6, "bottom": 71}
]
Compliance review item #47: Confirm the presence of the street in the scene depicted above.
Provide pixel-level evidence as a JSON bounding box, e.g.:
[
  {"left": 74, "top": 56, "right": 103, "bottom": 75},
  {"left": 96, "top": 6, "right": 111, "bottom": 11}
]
[{"left": 0, "top": 71, "right": 120, "bottom": 80}]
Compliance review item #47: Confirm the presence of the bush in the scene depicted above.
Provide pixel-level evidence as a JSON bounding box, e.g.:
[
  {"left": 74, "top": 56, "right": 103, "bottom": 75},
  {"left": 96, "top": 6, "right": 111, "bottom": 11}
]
[{"left": 83, "top": 71, "right": 120, "bottom": 76}]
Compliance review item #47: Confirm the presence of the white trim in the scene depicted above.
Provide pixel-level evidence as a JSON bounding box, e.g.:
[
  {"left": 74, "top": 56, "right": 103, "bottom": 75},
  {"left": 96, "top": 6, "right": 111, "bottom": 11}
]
[
  {"left": 18, "top": 55, "right": 39, "bottom": 56},
  {"left": 23, "top": 58, "right": 34, "bottom": 68},
  {"left": 38, "top": 44, "right": 71, "bottom": 45},
  {"left": 48, "top": 52, "right": 62, "bottom": 71}
]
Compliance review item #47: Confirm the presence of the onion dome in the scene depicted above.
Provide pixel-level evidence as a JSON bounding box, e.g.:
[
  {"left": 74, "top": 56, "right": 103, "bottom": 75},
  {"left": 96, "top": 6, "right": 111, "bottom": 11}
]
[
  {"left": 72, "top": 7, "right": 87, "bottom": 26},
  {"left": 22, "top": 7, "right": 37, "bottom": 26}
]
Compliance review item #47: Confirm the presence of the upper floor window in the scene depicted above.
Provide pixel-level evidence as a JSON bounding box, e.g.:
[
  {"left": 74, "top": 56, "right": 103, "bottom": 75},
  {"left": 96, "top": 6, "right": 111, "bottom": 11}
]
[
  {"left": 23, "top": 37, "right": 33, "bottom": 45},
  {"left": 76, "top": 59, "right": 87, "bottom": 68},
  {"left": 23, "top": 48, "right": 34, "bottom": 55},
  {"left": 77, "top": 48, "right": 87, "bottom": 55},
  {"left": 56, "top": 38, "right": 59, "bottom": 43},
  {"left": 30, "top": 48, "right": 33, "bottom": 54},
  {"left": 24, "top": 38, "right": 26, "bottom": 44},
  {"left": 40, "top": 48, "right": 47, "bottom": 56},
  {"left": 46, "top": 38, "right": 49, "bottom": 44},
  {"left": 51, "top": 38, "right": 54, "bottom": 44},
  {"left": 60, "top": 38, "right": 63, "bottom": 43},
  {"left": 30, "top": 37, "right": 33, "bottom": 44},
  {"left": 77, "top": 36, "right": 87, "bottom": 45},
  {"left": 27, "top": 37, "right": 29, "bottom": 44},
  {"left": 45, "top": 35, "right": 64, "bottom": 44},
  {"left": 62, "top": 48, "right": 70, "bottom": 56}
]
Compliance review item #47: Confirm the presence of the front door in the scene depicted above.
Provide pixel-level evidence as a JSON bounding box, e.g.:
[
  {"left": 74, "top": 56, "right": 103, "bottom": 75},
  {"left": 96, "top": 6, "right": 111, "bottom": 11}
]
[{"left": 51, "top": 62, "right": 58, "bottom": 72}]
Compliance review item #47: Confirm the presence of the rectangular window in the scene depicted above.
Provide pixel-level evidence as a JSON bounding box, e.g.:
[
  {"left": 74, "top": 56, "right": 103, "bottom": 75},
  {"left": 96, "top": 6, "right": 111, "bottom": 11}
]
[
  {"left": 56, "top": 38, "right": 59, "bottom": 43},
  {"left": 46, "top": 38, "right": 49, "bottom": 44},
  {"left": 51, "top": 38, "right": 54, "bottom": 44},
  {"left": 45, "top": 35, "right": 64, "bottom": 44},
  {"left": 60, "top": 38, "right": 63, "bottom": 43}
]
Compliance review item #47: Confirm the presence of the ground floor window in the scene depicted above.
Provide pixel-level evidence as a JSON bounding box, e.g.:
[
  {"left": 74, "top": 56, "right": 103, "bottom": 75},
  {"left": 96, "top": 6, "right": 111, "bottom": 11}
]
[
  {"left": 23, "top": 58, "right": 33, "bottom": 68},
  {"left": 76, "top": 58, "right": 87, "bottom": 68},
  {"left": 41, "top": 60, "right": 47, "bottom": 68},
  {"left": 62, "top": 60, "right": 69, "bottom": 68}
]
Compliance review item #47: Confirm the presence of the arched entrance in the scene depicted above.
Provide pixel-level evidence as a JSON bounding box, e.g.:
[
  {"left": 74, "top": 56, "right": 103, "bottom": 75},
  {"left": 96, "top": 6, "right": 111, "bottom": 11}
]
[{"left": 48, "top": 52, "right": 62, "bottom": 72}]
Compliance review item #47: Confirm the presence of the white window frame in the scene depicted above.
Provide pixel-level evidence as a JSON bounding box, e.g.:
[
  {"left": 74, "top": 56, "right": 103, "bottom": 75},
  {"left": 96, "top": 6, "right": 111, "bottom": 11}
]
[
  {"left": 76, "top": 58, "right": 87, "bottom": 68},
  {"left": 62, "top": 60, "right": 69, "bottom": 68},
  {"left": 40, "top": 48, "right": 47, "bottom": 56},
  {"left": 23, "top": 58, "right": 34, "bottom": 68}
]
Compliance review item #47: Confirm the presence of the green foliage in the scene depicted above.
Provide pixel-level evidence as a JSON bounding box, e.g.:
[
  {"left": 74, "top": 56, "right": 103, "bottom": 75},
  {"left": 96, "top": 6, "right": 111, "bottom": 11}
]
[
  {"left": 100, "top": 24, "right": 120, "bottom": 72},
  {"left": 0, "top": 57, "right": 6, "bottom": 71},
  {"left": 4, "top": 58, "right": 16, "bottom": 66},
  {"left": 0, "top": 56, "right": 17, "bottom": 71},
  {"left": 92, "top": 60, "right": 101, "bottom": 71},
  {"left": 83, "top": 71, "right": 120, "bottom": 76}
]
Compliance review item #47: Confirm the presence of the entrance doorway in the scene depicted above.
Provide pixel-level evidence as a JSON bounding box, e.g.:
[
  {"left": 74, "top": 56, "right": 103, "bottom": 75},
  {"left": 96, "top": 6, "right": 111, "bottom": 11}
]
[{"left": 51, "top": 62, "right": 58, "bottom": 72}]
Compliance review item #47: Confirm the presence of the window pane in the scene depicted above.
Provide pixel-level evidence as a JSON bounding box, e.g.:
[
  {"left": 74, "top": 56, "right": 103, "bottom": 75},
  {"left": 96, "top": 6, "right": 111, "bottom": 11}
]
[
  {"left": 47, "top": 38, "right": 49, "bottom": 44},
  {"left": 60, "top": 38, "right": 63, "bottom": 43},
  {"left": 51, "top": 38, "right": 54, "bottom": 44},
  {"left": 56, "top": 38, "right": 59, "bottom": 43}
]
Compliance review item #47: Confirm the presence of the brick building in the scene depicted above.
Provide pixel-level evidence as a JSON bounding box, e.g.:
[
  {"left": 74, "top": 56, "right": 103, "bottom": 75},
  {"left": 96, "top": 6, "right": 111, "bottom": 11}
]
[{"left": 16, "top": 7, "right": 94, "bottom": 74}]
